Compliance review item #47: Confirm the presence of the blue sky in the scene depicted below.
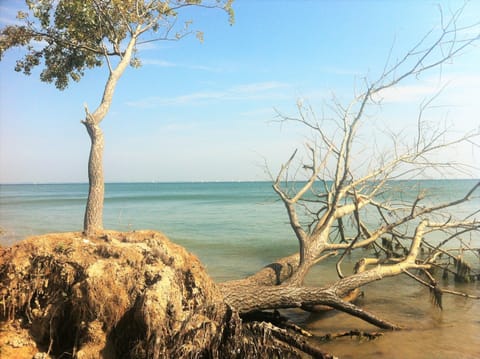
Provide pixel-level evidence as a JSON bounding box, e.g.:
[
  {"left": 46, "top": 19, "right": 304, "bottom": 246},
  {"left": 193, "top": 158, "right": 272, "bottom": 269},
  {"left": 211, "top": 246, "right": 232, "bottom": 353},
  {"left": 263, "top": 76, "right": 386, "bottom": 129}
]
[{"left": 0, "top": 0, "right": 479, "bottom": 183}]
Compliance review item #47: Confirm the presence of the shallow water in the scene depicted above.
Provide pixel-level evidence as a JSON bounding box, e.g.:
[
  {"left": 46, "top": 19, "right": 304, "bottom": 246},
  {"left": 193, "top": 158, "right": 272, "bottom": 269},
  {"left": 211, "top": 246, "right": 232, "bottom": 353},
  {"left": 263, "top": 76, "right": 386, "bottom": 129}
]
[
  {"left": 294, "top": 260, "right": 480, "bottom": 359},
  {"left": 1, "top": 180, "right": 479, "bottom": 358}
]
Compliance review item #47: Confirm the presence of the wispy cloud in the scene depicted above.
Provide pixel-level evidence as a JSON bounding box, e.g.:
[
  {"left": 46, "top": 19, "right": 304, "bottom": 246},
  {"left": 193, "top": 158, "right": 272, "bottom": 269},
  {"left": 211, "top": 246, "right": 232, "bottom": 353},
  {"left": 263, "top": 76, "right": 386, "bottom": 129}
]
[
  {"left": 135, "top": 42, "right": 160, "bottom": 51},
  {"left": 239, "top": 107, "right": 277, "bottom": 119},
  {"left": 141, "top": 59, "right": 177, "bottom": 67},
  {"left": 376, "top": 73, "right": 480, "bottom": 104},
  {"left": 127, "top": 81, "right": 291, "bottom": 108},
  {"left": 375, "top": 83, "right": 439, "bottom": 103},
  {"left": 319, "top": 65, "right": 361, "bottom": 76},
  {"left": 0, "top": 4, "right": 24, "bottom": 26},
  {"left": 0, "top": 15, "right": 19, "bottom": 26},
  {"left": 141, "top": 58, "right": 224, "bottom": 72}
]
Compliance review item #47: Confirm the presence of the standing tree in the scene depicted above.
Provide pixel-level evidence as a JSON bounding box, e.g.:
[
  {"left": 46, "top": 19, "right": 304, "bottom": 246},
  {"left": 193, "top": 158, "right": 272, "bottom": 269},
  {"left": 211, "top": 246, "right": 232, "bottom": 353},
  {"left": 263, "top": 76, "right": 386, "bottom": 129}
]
[{"left": 0, "top": 0, "right": 234, "bottom": 235}]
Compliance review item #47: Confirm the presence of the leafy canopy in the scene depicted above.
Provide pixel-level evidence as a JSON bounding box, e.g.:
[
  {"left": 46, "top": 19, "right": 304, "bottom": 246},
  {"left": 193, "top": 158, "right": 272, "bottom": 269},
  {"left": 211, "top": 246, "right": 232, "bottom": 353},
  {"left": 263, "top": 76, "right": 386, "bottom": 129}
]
[{"left": 0, "top": 0, "right": 234, "bottom": 89}]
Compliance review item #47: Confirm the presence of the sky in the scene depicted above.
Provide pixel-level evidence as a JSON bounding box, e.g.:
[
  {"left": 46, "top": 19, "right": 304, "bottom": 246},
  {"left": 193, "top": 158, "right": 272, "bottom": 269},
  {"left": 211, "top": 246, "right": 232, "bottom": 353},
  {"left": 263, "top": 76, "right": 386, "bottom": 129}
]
[{"left": 0, "top": 0, "right": 479, "bottom": 183}]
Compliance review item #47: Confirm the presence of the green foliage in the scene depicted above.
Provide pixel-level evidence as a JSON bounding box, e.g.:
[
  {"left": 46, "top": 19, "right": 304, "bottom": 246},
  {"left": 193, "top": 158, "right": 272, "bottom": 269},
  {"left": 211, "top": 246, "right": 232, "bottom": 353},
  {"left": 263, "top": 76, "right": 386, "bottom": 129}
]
[
  {"left": 1, "top": 0, "right": 235, "bottom": 90},
  {"left": 130, "top": 57, "right": 142, "bottom": 68}
]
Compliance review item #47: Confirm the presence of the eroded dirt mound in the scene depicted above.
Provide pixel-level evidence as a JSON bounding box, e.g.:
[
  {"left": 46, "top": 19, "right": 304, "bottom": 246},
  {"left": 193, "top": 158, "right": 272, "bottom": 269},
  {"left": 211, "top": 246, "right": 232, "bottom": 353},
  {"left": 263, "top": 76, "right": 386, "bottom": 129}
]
[
  {"left": 0, "top": 230, "right": 243, "bottom": 358},
  {"left": 1, "top": 231, "right": 333, "bottom": 359}
]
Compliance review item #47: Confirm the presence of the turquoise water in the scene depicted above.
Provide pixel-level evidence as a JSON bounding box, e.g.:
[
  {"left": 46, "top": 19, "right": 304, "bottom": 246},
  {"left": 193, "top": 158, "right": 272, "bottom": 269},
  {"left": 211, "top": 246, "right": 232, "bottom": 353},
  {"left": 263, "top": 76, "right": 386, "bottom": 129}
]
[
  {"left": 1, "top": 180, "right": 478, "bottom": 278},
  {"left": 0, "top": 181, "right": 299, "bottom": 278},
  {"left": 1, "top": 180, "right": 479, "bottom": 358}
]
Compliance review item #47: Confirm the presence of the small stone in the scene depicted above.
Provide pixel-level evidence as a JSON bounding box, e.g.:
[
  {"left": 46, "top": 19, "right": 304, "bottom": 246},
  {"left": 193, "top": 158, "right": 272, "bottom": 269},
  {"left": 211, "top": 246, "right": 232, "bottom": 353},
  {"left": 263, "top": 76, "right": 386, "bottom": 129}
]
[
  {"left": 33, "top": 352, "right": 51, "bottom": 359},
  {"left": 8, "top": 337, "right": 25, "bottom": 348}
]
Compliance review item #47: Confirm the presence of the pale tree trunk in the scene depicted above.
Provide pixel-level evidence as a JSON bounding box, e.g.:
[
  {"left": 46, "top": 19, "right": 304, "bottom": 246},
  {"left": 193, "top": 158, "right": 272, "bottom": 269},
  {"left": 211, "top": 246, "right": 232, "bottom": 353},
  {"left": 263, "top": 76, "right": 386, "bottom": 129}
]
[
  {"left": 82, "top": 34, "right": 138, "bottom": 236},
  {"left": 83, "top": 120, "right": 105, "bottom": 234},
  {"left": 219, "top": 221, "right": 432, "bottom": 330}
]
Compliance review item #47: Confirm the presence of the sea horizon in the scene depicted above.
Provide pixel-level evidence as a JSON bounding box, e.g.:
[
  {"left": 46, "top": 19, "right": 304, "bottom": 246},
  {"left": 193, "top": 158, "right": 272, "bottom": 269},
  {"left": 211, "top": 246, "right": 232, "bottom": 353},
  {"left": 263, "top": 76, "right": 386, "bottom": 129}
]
[{"left": 1, "top": 177, "right": 478, "bottom": 185}]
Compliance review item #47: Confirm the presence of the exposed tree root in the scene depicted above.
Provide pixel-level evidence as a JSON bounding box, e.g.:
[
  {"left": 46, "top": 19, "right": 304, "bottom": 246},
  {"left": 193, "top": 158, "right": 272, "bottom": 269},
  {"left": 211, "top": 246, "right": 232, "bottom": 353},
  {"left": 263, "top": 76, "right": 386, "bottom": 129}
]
[
  {"left": 0, "top": 231, "right": 335, "bottom": 358},
  {"left": 241, "top": 310, "right": 314, "bottom": 337},
  {"left": 316, "top": 329, "right": 383, "bottom": 342},
  {"left": 250, "top": 321, "right": 336, "bottom": 359}
]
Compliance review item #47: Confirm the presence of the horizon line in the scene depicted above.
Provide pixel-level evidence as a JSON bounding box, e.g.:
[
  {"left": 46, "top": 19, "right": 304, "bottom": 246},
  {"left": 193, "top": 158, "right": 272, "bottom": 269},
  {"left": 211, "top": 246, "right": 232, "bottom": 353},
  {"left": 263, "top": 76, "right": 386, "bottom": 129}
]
[{"left": 1, "top": 178, "right": 478, "bottom": 186}]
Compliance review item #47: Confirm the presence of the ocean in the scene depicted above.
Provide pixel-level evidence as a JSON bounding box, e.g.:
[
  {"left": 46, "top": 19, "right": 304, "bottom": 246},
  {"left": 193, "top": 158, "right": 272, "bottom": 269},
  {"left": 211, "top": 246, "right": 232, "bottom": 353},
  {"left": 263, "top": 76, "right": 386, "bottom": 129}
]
[
  {"left": 1, "top": 180, "right": 479, "bottom": 358},
  {"left": 0, "top": 181, "right": 298, "bottom": 278}
]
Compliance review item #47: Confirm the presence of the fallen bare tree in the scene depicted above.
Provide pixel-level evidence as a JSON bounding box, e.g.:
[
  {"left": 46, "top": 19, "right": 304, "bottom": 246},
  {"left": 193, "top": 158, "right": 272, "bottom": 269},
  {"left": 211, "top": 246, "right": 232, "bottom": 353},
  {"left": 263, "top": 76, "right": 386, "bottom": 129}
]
[
  {"left": 219, "top": 2, "right": 480, "bottom": 333},
  {"left": 1, "top": 4, "right": 479, "bottom": 359}
]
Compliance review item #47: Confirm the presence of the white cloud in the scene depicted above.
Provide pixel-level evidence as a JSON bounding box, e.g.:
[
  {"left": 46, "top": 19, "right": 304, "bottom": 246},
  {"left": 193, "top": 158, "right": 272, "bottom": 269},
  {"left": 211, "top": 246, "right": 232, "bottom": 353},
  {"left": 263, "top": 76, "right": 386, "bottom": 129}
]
[
  {"left": 126, "top": 81, "right": 291, "bottom": 108},
  {"left": 230, "top": 82, "right": 288, "bottom": 93},
  {"left": 319, "top": 65, "right": 361, "bottom": 76},
  {"left": 0, "top": 16, "right": 19, "bottom": 26},
  {"left": 141, "top": 58, "right": 224, "bottom": 72},
  {"left": 0, "top": 4, "right": 23, "bottom": 26},
  {"left": 374, "top": 73, "right": 480, "bottom": 105},
  {"left": 239, "top": 107, "right": 277, "bottom": 119},
  {"left": 141, "top": 59, "right": 177, "bottom": 67},
  {"left": 135, "top": 42, "right": 160, "bottom": 51},
  {"left": 375, "top": 83, "right": 439, "bottom": 103}
]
